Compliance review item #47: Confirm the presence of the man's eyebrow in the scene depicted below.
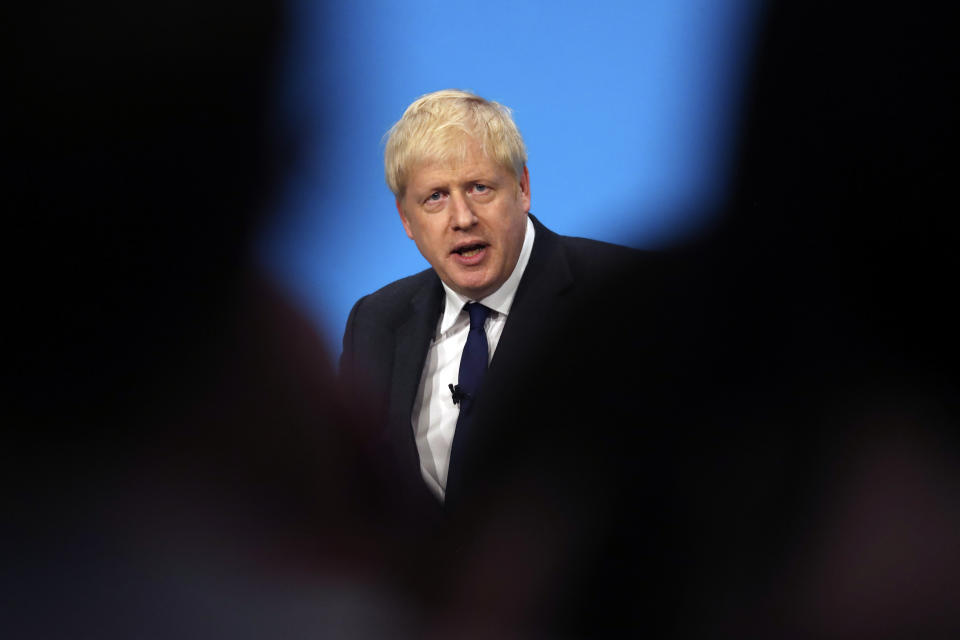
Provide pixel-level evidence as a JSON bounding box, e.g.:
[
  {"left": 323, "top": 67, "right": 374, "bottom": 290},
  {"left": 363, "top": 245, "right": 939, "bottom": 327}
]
[
  {"left": 410, "top": 179, "right": 445, "bottom": 193},
  {"left": 463, "top": 174, "right": 500, "bottom": 185}
]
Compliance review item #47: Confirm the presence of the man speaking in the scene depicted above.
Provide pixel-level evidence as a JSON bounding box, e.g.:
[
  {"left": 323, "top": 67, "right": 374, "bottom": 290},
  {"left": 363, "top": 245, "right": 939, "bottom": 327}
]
[{"left": 341, "top": 89, "right": 638, "bottom": 514}]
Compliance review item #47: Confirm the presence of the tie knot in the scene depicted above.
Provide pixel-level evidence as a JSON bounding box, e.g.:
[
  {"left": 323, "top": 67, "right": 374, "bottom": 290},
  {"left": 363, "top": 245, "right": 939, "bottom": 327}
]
[{"left": 465, "top": 302, "right": 489, "bottom": 330}]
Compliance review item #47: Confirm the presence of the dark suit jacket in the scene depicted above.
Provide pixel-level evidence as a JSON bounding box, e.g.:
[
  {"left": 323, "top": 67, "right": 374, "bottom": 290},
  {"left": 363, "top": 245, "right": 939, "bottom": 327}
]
[
  {"left": 340, "top": 215, "right": 666, "bottom": 634},
  {"left": 340, "top": 214, "right": 641, "bottom": 514}
]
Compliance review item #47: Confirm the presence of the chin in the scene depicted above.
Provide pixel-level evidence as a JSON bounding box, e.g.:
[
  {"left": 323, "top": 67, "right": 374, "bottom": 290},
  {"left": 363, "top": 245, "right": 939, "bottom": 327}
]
[
  {"left": 454, "top": 284, "right": 491, "bottom": 300},
  {"left": 450, "top": 276, "right": 489, "bottom": 297}
]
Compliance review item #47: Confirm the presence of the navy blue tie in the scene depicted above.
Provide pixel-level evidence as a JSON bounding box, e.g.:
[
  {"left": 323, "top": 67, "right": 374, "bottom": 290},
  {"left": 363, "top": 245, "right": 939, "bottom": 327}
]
[{"left": 456, "top": 302, "right": 490, "bottom": 414}]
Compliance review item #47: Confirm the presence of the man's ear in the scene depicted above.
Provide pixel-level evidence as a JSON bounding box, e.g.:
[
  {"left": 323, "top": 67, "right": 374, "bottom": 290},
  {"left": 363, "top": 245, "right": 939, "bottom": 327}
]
[
  {"left": 519, "top": 164, "right": 531, "bottom": 213},
  {"left": 397, "top": 198, "right": 415, "bottom": 240}
]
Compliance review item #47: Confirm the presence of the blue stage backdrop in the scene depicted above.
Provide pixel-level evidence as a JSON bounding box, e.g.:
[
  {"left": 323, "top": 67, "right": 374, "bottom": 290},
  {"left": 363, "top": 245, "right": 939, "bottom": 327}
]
[{"left": 258, "top": 0, "right": 763, "bottom": 358}]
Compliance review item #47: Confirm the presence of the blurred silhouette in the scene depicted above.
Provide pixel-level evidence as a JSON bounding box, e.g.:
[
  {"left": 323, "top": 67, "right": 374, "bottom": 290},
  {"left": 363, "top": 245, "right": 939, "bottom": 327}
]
[
  {"left": 695, "top": 2, "right": 960, "bottom": 636},
  {"left": 7, "top": 2, "right": 415, "bottom": 637}
]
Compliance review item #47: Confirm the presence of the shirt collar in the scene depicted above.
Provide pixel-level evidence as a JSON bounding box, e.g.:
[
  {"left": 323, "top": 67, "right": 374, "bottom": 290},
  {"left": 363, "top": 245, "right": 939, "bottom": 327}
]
[{"left": 439, "top": 215, "right": 536, "bottom": 334}]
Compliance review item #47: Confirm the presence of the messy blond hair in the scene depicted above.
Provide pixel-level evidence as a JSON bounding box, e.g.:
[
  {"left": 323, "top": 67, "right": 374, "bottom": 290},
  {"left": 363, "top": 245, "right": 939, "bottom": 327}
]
[{"left": 384, "top": 89, "right": 527, "bottom": 198}]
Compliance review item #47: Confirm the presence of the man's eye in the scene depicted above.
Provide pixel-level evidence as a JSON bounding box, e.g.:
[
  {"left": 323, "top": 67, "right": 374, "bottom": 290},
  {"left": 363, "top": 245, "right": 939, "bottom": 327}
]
[
  {"left": 427, "top": 192, "right": 442, "bottom": 202},
  {"left": 474, "top": 184, "right": 488, "bottom": 192}
]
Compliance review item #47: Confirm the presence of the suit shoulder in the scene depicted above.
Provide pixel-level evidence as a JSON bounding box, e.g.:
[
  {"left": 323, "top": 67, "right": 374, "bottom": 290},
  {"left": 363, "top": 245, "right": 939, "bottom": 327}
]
[
  {"left": 557, "top": 232, "right": 655, "bottom": 274},
  {"left": 559, "top": 233, "right": 641, "bottom": 256},
  {"left": 348, "top": 268, "right": 436, "bottom": 324}
]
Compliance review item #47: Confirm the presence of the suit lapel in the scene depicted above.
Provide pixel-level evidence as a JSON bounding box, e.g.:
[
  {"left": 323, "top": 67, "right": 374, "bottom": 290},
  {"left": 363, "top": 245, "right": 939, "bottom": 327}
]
[
  {"left": 489, "top": 216, "right": 574, "bottom": 378},
  {"left": 387, "top": 276, "right": 443, "bottom": 484}
]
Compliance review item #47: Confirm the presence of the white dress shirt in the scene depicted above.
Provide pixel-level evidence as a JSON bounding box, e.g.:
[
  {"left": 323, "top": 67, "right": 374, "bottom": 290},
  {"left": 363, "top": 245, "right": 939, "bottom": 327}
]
[{"left": 411, "top": 216, "right": 536, "bottom": 501}]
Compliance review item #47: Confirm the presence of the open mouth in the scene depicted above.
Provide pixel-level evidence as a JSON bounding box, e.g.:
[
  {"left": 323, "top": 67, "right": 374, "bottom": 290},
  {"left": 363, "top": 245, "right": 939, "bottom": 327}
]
[{"left": 453, "top": 243, "right": 488, "bottom": 258}]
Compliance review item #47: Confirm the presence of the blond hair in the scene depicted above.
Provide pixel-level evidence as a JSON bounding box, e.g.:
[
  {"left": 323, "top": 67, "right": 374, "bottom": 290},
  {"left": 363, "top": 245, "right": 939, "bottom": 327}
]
[{"left": 384, "top": 89, "right": 527, "bottom": 197}]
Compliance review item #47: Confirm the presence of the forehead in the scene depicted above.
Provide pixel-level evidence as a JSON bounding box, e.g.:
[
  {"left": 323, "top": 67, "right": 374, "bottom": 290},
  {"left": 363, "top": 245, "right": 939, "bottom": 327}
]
[{"left": 407, "top": 139, "right": 511, "bottom": 188}]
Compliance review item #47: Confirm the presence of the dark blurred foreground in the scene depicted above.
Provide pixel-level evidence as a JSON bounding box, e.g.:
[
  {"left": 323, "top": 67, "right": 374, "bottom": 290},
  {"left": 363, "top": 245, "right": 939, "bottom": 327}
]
[
  {"left": 7, "top": 2, "right": 413, "bottom": 637},
  {"left": 6, "top": 1, "right": 959, "bottom": 638}
]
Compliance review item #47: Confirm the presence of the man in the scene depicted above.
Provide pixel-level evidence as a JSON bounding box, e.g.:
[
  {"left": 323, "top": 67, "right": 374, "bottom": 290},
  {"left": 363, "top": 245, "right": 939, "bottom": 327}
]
[
  {"left": 340, "top": 92, "right": 652, "bottom": 634},
  {"left": 340, "top": 89, "right": 641, "bottom": 524}
]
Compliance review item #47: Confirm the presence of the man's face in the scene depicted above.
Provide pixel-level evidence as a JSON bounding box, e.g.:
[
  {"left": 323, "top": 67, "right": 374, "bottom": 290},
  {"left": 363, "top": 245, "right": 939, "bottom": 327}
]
[{"left": 397, "top": 137, "right": 531, "bottom": 300}]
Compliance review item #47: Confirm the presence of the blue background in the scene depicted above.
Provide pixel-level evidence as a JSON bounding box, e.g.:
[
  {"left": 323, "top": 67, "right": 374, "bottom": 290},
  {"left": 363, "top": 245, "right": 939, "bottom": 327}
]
[{"left": 259, "top": 0, "right": 763, "bottom": 357}]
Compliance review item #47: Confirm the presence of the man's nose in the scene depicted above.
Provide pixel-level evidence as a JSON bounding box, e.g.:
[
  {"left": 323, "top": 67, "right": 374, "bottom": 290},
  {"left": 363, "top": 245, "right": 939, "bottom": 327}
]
[{"left": 449, "top": 191, "right": 478, "bottom": 230}]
